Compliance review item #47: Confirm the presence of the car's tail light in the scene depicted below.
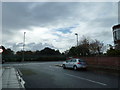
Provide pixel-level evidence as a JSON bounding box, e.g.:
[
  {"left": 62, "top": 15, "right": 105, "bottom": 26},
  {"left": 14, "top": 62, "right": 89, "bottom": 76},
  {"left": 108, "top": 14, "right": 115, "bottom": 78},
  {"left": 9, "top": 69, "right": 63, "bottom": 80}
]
[{"left": 77, "top": 62, "right": 81, "bottom": 64}]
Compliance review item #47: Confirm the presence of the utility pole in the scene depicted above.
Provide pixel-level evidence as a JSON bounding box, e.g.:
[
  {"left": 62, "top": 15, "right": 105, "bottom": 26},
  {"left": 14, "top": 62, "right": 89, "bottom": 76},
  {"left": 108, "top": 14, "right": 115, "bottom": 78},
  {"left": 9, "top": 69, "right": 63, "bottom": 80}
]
[{"left": 22, "top": 32, "right": 26, "bottom": 62}]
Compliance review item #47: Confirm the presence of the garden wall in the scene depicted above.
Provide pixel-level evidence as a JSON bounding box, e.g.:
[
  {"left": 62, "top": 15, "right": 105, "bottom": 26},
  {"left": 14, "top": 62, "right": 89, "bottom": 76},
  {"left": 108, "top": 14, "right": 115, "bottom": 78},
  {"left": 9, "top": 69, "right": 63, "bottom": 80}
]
[{"left": 80, "top": 57, "right": 120, "bottom": 69}]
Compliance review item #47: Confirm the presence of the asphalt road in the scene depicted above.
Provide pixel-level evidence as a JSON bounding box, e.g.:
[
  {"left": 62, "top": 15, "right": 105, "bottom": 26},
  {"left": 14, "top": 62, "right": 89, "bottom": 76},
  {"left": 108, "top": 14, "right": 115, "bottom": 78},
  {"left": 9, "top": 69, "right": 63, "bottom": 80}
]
[{"left": 3, "top": 61, "right": 119, "bottom": 88}]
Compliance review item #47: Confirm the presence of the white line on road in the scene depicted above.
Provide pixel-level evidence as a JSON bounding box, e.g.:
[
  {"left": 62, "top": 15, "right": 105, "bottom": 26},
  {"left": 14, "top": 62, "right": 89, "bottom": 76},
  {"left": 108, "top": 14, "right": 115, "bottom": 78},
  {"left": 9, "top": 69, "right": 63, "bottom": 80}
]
[{"left": 64, "top": 73, "right": 107, "bottom": 86}]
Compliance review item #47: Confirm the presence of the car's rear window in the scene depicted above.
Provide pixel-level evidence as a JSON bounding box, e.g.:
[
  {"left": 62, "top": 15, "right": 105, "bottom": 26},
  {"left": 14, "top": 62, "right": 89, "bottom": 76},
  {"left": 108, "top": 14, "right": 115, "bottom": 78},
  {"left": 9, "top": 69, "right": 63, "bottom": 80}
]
[{"left": 78, "top": 59, "right": 85, "bottom": 62}]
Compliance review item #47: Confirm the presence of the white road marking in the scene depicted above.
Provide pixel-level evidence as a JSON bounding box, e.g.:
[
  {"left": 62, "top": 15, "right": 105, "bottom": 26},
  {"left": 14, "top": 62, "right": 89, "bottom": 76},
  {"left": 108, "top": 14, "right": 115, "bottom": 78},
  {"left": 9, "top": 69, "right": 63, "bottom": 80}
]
[
  {"left": 64, "top": 73, "right": 107, "bottom": 86},
  {"left": 46, "top": 66, "right": 107, "bottom": 86}
]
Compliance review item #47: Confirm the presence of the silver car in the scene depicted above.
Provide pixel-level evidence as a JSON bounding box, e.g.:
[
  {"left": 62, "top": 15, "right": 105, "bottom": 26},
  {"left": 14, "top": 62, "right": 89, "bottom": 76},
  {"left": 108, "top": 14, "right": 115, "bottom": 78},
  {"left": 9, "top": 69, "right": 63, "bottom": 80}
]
[{"left": 62, "top": 58, "right": 87, "bottom": 70}]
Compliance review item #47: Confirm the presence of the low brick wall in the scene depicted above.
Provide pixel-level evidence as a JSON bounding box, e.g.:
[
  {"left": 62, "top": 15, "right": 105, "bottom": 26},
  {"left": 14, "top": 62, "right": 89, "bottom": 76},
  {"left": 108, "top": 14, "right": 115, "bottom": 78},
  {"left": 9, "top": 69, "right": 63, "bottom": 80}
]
[{"left": 80, "top": 57, "right": 120, "bottom": 69}]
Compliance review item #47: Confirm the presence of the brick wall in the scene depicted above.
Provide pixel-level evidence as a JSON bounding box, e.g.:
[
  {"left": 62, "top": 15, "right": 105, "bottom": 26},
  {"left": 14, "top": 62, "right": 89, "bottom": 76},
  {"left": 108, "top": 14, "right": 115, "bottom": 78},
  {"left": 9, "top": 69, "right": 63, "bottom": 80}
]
[{"left": 80, "top": 57, "right": 120, "bottom": 67}]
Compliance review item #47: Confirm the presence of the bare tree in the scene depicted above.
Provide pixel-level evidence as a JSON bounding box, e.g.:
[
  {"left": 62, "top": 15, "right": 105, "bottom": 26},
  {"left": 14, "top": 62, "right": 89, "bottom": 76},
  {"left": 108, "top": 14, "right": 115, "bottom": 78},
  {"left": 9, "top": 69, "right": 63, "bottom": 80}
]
[
  {"left": 67, "top": 36, "right": 104, "bottom": 56},
  {"left": 79, "top": 36, "right": 104, "bottom": 55},
  {"left": 89, "top": 39, "right": 104, "bottom": 55},
  {"left": 78, "top": 36, "right": 90, "bottom": 56}
]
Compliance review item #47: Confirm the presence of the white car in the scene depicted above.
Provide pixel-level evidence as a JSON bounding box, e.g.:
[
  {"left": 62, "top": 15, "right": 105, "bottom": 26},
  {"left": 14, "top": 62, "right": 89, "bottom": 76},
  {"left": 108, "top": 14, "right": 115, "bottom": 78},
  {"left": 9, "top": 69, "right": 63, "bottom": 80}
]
[{"left": 62, "top": 58, "right": 87, "bottom": 70}]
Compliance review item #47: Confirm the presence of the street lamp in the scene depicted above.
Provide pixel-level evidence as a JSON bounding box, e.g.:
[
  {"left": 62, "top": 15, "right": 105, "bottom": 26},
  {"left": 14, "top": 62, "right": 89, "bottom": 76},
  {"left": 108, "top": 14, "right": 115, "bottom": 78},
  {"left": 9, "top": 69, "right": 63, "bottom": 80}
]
[
  {"left": 75, "top": 33, "right": 78, "bottom": 46},
  {"left": 22, "top": 32, "right": 26, "bottom": 62}
]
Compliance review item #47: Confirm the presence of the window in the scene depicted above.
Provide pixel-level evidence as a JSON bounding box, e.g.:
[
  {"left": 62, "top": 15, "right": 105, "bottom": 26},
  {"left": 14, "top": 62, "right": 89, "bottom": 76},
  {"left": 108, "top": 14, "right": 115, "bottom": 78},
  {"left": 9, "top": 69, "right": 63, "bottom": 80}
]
[
  {"left": 118, "top": 29, "right": 120, "bottom": 40},
  {"left": 72, "top": 59, "right": 76, "bottom": 62},
  {"left": 113, "top": 31, "right": 117, "bottom": 41},
  {"left": 79, "top": 59, "right": 85, "bottom": 62},
  {"left": 66, "top": 60, "right": 71, "bottom": 62}
]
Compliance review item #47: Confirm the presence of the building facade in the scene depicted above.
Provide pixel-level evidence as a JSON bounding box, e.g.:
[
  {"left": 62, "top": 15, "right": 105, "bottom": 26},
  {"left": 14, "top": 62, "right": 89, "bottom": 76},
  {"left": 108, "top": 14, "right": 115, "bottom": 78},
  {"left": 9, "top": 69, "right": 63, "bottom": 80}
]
[{"left": 113, "top": 24, "right": 120, "bottom": 50}]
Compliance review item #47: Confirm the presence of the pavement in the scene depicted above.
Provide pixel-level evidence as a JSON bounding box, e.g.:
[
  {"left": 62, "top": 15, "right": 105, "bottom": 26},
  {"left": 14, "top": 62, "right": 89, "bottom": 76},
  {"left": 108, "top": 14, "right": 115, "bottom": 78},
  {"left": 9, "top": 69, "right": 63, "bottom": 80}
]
[{"left": 1, "top": 66, "right": 25, "bottom": 89}]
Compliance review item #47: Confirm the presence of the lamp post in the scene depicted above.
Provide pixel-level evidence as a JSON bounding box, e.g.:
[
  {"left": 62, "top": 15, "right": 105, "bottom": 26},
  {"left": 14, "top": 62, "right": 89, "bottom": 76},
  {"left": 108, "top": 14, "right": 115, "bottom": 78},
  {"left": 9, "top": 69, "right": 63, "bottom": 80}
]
[
  {"left": 22, "top": 32, "right": 26, "bottom": 62},
  {"left": 75, "top": 33, "right": 79, "bottom": 57},
  {"left": 75, "top": 33, "right": 78, "bottom": 46}
]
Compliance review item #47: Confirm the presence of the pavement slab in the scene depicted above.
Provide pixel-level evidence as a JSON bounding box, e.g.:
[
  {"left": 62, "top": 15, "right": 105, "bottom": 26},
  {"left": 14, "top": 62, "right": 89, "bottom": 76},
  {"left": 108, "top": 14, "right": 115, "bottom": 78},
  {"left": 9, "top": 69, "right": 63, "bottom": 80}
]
[{"left": 2, "top": 67, "right": 24, "bottom": 89}]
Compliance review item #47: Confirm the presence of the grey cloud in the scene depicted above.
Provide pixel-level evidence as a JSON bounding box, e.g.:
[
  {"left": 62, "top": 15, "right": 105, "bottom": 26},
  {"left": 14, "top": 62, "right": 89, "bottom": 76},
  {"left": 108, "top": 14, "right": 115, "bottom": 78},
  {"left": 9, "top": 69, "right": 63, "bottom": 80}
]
[
  {"left": 3, "top": 2, "right": 117, "bottom": 33},
  {"left": 2, "top": 2, "right": 81, "bottom": 33},
  {"left": 89, "top": 30, "right": 113, "bottom": 44},
  {"left": 3, "top": 2, "right": 108, "bottom": 33},
  {"left": 88, "top": 17, "right": 117, "bottom": 30},
  {"left": 26, "top": 42, "right": 57, "bottom": 51},
  {"left": 2, "top": 2, "right": 117, "bottom": 52},
  {"left": 3, "top": 3, "right": 34, "bottom": 33},
  {"left": 5, "top": 42, "right": 57, "bottom": 52}
]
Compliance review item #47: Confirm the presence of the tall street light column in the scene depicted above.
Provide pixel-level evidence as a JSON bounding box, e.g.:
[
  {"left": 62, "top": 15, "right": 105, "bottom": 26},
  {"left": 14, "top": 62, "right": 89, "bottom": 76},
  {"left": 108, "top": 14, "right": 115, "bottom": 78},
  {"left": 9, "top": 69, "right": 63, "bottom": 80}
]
[
  {"left": 75, "top": 33, "right": 78, "bottom": 46},
  {"left": 22, "top": 32, "right": 26, "bottom": 62}
]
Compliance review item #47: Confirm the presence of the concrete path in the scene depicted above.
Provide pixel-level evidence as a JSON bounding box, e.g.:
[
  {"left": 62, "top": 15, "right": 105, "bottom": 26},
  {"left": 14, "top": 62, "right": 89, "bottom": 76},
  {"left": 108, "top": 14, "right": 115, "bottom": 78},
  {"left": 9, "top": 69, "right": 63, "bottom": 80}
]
[{"left": 1, "top": 66, "right": 25, "bottom": 89}]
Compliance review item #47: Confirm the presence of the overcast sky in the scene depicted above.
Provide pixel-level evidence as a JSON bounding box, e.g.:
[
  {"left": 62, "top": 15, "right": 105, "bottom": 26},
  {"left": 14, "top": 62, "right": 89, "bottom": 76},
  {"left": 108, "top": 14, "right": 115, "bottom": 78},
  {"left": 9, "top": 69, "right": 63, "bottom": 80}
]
[{"left": 2, "top": 2, "right": 118, "bottom": 52}]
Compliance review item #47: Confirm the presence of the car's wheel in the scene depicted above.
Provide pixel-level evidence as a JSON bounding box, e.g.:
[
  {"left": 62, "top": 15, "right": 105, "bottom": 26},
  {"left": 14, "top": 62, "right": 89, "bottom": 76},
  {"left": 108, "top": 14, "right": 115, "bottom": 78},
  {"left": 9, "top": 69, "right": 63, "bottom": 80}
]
[
  {"left": 63, "top": 64, "right": 66, "bottom": 69},
  {"left": 73, "top": 65, "right": 77, "bottom": 70}
]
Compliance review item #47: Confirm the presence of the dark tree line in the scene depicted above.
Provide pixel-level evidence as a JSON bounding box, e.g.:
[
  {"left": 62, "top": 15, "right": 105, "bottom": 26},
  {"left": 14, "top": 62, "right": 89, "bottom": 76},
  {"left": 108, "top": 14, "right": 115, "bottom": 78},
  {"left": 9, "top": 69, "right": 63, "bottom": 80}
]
[
  {"left": 0, "top": 46, "right": 65, "bottom": 62},
  {"left": 106, "top": 45, "right": 120, "bottom": 56},
  {"left": 1, "top": 37, "right": 120, "bottom": 62}
]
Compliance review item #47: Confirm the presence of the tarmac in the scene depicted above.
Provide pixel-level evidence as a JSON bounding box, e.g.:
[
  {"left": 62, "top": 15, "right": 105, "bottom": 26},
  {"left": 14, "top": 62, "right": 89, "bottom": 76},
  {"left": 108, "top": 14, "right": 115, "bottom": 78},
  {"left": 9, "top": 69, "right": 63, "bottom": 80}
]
[{"left": 0, "top": 66, "right": 25, "bottom": 89}]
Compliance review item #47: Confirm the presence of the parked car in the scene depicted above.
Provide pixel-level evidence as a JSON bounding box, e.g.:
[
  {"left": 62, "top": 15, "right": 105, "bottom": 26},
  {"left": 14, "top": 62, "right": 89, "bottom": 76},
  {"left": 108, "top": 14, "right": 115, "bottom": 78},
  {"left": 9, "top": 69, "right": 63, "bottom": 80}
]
[{"left": 62, "top": 58, "right": 87, "bottom": 70}]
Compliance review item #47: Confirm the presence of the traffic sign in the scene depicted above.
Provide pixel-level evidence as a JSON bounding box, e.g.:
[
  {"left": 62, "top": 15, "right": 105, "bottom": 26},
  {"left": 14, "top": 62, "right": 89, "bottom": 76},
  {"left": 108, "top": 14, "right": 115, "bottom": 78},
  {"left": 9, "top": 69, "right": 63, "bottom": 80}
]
[{"left": 0, "top": 49, "right": 3, "bottom": 54}]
